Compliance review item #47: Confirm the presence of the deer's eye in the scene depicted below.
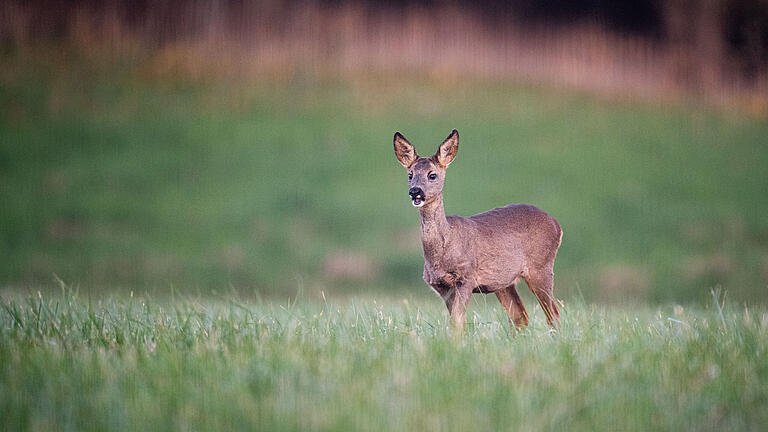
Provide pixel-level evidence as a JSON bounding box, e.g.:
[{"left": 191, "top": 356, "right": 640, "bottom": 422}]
[
  {"left": 408, "top": 172, "right": 413, "bottom": 180},
  {"left": 428, "top": 173, "right": 437, "bottom": 180}
]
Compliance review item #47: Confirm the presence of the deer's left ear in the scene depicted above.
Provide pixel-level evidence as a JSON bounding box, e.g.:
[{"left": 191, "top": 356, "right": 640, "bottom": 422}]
[{"left": 436, "top": 129, "right": 459, "bottom": 167}]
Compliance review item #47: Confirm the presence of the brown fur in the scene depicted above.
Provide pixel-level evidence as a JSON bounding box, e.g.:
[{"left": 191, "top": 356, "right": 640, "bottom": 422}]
[{"left": 394, "top": 129, "right": 562, "bottom": 330}]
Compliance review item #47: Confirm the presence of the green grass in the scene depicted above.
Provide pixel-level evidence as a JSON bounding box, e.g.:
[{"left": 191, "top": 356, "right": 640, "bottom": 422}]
[
  {"left": 1, "top": 289, "right": 766, "bottom": 431},
  {"left": 2, "top": 49, "right": 768, "bottom": 302},
  {"left": 3, "top": 37, "right": 767, "bottom": 432}
]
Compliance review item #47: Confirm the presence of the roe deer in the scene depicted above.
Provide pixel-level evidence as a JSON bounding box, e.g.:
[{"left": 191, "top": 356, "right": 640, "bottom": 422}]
[{"left": 393, "top": 129, "right": 562, "bottom": 331}]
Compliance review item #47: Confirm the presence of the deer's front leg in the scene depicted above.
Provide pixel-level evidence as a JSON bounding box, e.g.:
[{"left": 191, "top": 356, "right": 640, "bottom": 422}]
[{"left": 444, "top": 277, "right": 474, "bottom": 332}]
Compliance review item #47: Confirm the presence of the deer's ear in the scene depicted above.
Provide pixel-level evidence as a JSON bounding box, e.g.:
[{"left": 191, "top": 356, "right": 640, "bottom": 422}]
[
  {"left": 435, "top": 129, "right": 459, "bottom": 167},
  {"left": 394, "top": 132, "right": 418, "bottom": 168}
]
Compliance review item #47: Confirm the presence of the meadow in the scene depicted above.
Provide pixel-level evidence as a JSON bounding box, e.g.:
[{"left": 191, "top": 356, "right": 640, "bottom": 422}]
[
  {"left": 1, "top": 288, "right": 767, "bottom": 431},
  {"left": 2, "top": 37, "right": 768, "bottom": 431},
  {"left": 2, "top": 49, "right": 768, "bottom": 303}
]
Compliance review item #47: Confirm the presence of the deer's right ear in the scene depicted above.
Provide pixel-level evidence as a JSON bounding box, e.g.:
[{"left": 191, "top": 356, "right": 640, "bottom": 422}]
[{"left": 394, "top": 132, "right": 418, "bottom": 168}]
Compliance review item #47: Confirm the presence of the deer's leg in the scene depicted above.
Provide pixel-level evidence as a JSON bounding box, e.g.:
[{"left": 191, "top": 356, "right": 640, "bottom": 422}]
[
  {"left": 524, "top": 270, "right": 560, "bottom": 327},
  {"left": 444, "top": 284, "right": 472, "bottom": 332},
  {"left": 495, "top": 283, "right": 529, "bottom": 329}
]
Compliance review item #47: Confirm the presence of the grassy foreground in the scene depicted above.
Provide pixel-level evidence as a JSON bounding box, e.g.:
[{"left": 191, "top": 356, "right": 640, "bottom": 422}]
[{"left": 1, "top": 290, "right": 766, "bottom": 431}]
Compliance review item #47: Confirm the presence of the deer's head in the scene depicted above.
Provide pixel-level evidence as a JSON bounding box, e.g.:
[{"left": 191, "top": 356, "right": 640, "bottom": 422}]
[{"left": 393, "top": 129, "right": 459, "bottom": 208}]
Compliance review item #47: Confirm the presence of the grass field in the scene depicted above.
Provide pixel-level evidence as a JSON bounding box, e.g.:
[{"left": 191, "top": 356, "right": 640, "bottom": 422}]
[
  {"left": 1, "top": 289, "right": 767, "bottom": 431},
  {"left": 2, "top": 43, "right": 768, "bottom": 431},
  {"left": 2, "top": 49, "right": 768, "bottom": 303}
]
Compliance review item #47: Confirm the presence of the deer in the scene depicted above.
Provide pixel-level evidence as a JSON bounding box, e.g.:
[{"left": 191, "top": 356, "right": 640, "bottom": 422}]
[{"left": 393, "top": 129, "right": 562, "bottom": 332}]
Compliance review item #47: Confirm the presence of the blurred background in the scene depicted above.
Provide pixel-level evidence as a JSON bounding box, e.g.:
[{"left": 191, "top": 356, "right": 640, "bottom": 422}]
[{"left": 1, "top": 0, "right": 767, "bottom": 303}]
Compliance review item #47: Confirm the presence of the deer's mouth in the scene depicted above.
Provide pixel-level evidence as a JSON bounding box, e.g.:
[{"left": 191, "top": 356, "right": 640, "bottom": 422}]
[{"left": 409, "top": 187, "right": 425, "bottom": 207}]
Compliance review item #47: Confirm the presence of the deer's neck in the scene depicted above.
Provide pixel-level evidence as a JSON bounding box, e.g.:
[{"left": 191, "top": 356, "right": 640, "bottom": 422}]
[{"left": 419, "top": 195, "right": 450, "bottom": 262}]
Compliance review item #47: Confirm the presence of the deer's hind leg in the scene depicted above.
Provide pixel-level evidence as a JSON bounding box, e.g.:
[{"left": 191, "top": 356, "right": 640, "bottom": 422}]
[
  {"left": 524, "top": 268, "right": 560, "bottom": 327},
  {"left": 495, "top": 283, "right": 529, "bottom": 329}
]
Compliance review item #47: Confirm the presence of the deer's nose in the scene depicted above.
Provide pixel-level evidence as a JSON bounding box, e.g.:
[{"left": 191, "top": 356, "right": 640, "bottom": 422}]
[{"left": 409, "top": 187, "right": 424, "bottom": 199}]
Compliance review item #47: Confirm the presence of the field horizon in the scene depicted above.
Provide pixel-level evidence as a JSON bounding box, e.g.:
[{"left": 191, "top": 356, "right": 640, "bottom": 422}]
[{"left": 3, "top": 46, "right": 768, "bottom": 304}]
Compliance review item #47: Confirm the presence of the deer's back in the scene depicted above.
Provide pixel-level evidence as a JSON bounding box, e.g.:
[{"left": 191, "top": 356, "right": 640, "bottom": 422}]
[{"left": 460, "top": 203, "right": 562, "bottom": 266}]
